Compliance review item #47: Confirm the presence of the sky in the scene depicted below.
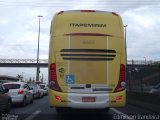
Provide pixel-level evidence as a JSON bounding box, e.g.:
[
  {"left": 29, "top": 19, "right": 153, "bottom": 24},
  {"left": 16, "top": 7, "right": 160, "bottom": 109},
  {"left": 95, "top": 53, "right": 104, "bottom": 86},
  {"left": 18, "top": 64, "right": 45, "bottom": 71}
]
[{"left": 0, "top": 0, "right": 160, "bottom": 81}]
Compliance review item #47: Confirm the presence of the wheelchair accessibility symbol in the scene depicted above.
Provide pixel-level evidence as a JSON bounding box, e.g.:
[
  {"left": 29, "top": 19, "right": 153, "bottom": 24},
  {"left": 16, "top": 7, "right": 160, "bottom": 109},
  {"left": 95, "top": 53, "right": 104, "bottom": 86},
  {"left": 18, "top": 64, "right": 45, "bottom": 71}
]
[{"left": 66, "top": 74, "right": 75, "bottom": 84}]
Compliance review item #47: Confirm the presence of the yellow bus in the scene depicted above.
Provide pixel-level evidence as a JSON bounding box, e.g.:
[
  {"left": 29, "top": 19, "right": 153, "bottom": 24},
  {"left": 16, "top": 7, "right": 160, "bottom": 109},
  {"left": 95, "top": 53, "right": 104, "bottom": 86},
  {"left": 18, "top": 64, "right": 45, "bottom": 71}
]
[{"left": 48, "top": 10, "right": 126, "bottom": 113}]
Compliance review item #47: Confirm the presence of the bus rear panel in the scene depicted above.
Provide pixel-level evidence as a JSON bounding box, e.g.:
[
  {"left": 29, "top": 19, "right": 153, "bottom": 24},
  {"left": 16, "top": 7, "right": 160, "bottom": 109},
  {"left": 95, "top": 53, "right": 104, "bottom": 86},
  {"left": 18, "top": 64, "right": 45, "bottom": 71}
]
[{"left": 48, "top": 10, "right": 126, "bottom": 110}]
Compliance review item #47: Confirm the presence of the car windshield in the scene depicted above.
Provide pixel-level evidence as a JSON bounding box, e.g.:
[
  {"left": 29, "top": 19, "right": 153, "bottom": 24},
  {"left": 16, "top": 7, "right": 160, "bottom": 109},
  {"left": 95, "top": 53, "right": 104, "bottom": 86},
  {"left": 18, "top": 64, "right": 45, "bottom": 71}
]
[{"left": 3, "top": 84, "right": 20, "bottom": 89}]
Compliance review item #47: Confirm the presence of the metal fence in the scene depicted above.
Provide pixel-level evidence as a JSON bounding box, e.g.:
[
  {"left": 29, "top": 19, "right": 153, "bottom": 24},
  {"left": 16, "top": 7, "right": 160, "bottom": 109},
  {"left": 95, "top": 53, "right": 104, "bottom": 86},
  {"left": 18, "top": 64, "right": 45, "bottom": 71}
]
[{"left": 126, "top": 61, "right": 160, "bottom": 95}]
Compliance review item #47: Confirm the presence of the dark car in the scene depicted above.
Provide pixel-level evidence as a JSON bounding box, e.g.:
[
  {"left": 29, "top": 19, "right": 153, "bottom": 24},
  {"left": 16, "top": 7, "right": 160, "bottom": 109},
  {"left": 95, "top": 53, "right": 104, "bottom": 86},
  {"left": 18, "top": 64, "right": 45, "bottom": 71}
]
[
  {"left": 0, "top": 83, "right": 12, "bottom": 113},
  {"left": 149, "top": 83, "right": 160, "bottom": 95}
]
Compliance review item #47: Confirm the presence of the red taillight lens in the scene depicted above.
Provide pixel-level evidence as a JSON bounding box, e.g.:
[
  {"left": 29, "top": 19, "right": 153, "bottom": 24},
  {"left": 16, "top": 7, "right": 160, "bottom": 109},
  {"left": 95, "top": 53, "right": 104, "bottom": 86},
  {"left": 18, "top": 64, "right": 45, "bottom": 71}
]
[
  {"left": 114, "top": 64, "right": 126, "bottom": 92},
  {"left": 49, "top": 63, "right": 62, "bottom": 92},
  {"left": 115, "top": 95, "right": 122, "bottom": 101},
  {"left": 120, "top": 64, "right": 125, "bottom": 81},
  {"left": 54, "top": 95, "right": 61, "bottom": 101},
  {"left": 80, "top": 10, "right": 95, "bottom": 12},
  {"left": 18, "top": 89, "right": 24, "bottom": 94},
  {"left": 50, "top": 64, "right": 56, "bottom": 81}
]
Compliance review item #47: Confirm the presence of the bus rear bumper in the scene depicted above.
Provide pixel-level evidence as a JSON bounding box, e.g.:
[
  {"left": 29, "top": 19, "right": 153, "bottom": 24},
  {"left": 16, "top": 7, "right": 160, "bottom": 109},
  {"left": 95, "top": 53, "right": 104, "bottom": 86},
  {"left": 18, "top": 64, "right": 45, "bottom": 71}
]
[
  {"left": 48, "top": 89, "right": 126, "bottom": 109},
  {"left": 68, "top": 93, "right": 109, "bottom": 109}
]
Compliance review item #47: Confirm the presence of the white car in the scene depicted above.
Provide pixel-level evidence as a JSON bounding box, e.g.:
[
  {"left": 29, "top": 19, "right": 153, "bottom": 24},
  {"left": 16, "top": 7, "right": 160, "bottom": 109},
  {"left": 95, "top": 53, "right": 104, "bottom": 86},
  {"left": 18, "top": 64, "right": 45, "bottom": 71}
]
[
  {"left": 28, "top": 83, "right": 42, "bottom": 99},
  {"left": 3, "top": 82, "right": 33, "bottom": 106},
  {"left": 39, "top": 84, "right": 48, "bottom": 95},
  {"left": 36, "top": 84, "right": 44, "bottom": 98}
]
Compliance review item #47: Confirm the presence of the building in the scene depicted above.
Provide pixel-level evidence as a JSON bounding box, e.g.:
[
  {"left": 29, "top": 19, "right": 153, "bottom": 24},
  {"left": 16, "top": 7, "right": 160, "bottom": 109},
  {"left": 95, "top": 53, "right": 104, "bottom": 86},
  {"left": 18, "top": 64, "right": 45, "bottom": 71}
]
[{"left": 0, "top": 75, "right": 19, "bottom": 83}]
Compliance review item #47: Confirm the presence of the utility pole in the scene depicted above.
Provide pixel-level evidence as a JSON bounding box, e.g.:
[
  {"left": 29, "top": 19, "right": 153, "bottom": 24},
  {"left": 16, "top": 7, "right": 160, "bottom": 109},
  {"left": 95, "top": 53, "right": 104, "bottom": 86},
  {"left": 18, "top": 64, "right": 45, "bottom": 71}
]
[
  {"left": 143, "top": 57, "right": 147, "bottom": 65},
  {"left": 36, "top": 15, "right": 43, "bottom": 81},
  {"left": 41, "top": 73, "right": 43, "bottom": 83},
  {"left": 124, "top": 25, "right": 128, "bottom": 63}
]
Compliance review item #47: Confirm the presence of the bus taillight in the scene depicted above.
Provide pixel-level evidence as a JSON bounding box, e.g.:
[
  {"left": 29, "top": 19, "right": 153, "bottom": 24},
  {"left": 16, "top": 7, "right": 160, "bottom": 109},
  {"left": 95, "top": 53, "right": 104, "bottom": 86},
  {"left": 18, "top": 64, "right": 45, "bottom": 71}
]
[
  {"left": 50, "top": 64, "right": 56, "bottom": 81},
  {"left": 49, "top": 63, "right": 62, "bottom": 92},
  {"left": 120, "top": 64, "right": 125, "bottom": 81},
  {"left": 114, "top": 64, "right": 126, "bottom": 92}
]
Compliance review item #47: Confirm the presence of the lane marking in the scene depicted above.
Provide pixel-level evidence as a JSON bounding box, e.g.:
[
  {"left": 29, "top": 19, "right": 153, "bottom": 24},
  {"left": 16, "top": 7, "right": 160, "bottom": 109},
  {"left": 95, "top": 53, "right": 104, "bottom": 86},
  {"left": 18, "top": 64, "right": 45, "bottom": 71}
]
[
  {"left": 110, "top": 108, "right": 135, "bottom": 120},
  {"left": 24, "top": 110, "right": 41, "bottom": 120}
]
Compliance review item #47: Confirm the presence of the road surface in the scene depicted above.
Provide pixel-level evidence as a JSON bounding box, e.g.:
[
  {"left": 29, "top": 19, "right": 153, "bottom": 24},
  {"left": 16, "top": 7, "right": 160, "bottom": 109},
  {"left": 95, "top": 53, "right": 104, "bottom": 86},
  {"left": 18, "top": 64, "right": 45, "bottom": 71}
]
[{"left": 0, "top": 96, "right": 157, "bottom": 120}]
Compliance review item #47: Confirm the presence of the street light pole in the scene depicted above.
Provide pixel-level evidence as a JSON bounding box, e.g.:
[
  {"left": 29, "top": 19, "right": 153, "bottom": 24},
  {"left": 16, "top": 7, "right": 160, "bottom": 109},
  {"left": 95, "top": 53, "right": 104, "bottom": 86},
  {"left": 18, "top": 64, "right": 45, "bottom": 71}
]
[
  {"left": 124, "top": 25, "right": 128, "bottom": 63},
  {"left": 36, "top": 15, "right": 43, "bottom": 82},
  {"left": 143, "top": 57, "right": 146, "bottom": 65},
  {"left": 21, "top": 72, "right": 24, "bottom": 81},
  {"left": 124, "top": 25, "right": 129, "bottom": 90}
]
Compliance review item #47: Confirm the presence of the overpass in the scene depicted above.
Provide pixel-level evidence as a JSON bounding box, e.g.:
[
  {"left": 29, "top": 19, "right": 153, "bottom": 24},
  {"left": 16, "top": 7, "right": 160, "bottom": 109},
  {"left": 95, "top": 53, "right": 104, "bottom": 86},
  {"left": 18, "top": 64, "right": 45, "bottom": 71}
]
[
  {"left": 0, "top": 59, "right": 48, "bottom": 67},
  {"left": 0, "top": 59, "right": 159, "bottom": 68}
]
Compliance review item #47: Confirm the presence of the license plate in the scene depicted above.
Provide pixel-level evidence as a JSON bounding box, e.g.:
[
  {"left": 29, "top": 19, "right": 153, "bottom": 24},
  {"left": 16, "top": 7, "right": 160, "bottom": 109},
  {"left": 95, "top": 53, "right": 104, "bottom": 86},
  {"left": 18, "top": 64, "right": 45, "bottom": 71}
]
[{"left": 82, "top": 97, "right": 95, "bottom": 102}]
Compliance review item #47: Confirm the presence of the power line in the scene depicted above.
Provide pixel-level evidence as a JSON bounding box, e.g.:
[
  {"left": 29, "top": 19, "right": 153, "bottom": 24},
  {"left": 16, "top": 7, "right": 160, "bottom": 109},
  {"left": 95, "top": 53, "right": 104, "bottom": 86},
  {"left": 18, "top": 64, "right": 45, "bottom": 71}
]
[{"left": 0, "top": 3, "right": 160, "bottom": 8}]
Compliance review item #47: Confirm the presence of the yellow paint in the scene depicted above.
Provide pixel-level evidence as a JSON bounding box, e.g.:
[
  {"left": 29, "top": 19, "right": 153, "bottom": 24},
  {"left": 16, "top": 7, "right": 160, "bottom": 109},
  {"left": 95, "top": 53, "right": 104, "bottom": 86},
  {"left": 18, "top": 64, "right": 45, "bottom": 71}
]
[
  {"left": 48, "top": 88, "right": 68, "bottom": 107},
  {"left": 48, "top": 10, "right": 126, "bottom": 108},
  {"left": 108, "top": 90, "right": 126, "bottom": 107}
]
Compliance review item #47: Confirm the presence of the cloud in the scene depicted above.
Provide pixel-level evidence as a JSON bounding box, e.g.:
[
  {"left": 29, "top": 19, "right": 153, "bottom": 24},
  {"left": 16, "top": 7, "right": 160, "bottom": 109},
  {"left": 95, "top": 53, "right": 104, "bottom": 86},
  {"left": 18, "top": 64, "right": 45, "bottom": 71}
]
[
  {"left": 0, "top": 0, "right": 160, "bottom": 80},
  {"left": 122, "top": 5, "right": 160, "bottom": 59},
  {"left": 0, "top": 18, "right": 9, "bottom": 25}
]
